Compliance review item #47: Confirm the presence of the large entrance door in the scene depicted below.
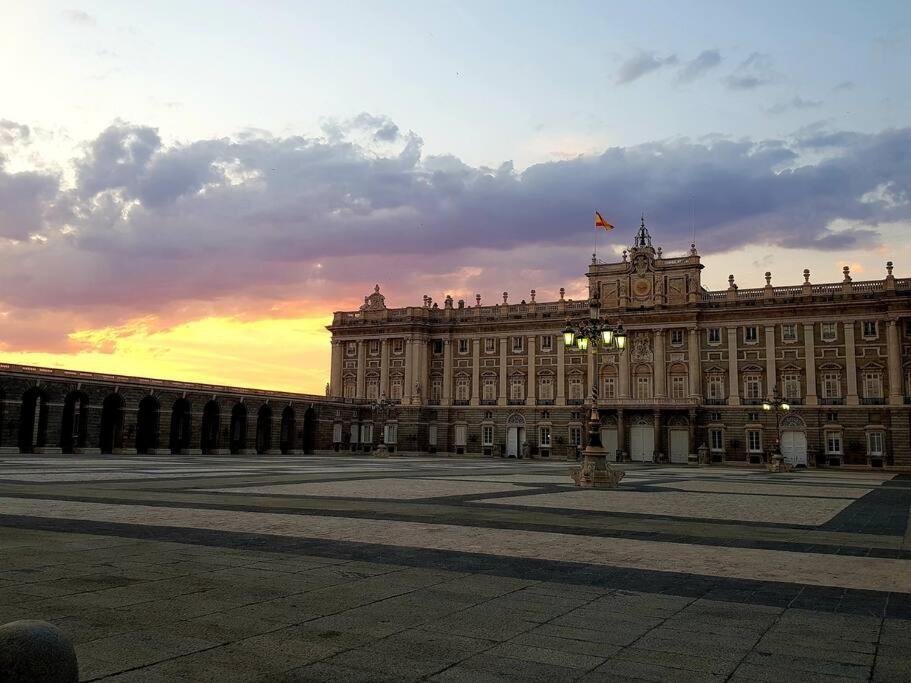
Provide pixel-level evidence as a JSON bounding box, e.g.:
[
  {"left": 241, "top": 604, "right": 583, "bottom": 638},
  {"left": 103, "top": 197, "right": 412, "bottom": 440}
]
[
  {"left": 601, "top": 428, "right": 618, "bottom": 457},
  {"left": 781, "top": 431, "right": 807, "bottom": 467},
  {"left": 669, "top": 429, "right": 689, "bottom": 464},
  {"left": 506, "top": 427, "right": 526, "bottom": 457},
  {"left": 630, "top": 426, "right": 654, "bottom": 462}
]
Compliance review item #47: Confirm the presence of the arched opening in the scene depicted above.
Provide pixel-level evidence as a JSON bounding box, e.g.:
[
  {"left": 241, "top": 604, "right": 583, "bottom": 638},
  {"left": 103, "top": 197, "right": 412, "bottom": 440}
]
[
  {"left": 229, "top": 403, "right": 247, "bottom": 454},
  {"left": 170, "top": 398, "right": 192, "bottom": 454},
  {"left": 61, "top": 391, "right": 89, "bottom": 453},
  {"left": 18, "top": 387, "right": 49, "bottom": 453},
  {"left": 99, "top": 393, "right": 125, "bottom": 454},
  {"left": 136, "top": 396, "right": 160, "bottom": 454},
  {"left": 303, "top": 407, "right": 317, "bottom": 454},
  {"left": 256, "top": 404, "right": 273, "bottom": 454},
  {"left": 201, "top": 401, "right": 220, "bottom": 454},
  {"left": 280, "top": 406, "right": 295, "bottom": 454}
]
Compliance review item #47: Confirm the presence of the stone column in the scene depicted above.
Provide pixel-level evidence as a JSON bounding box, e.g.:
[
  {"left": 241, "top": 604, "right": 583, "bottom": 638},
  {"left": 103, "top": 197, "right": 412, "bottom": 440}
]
[
  {"left": 616, "top": 408, "right": 625, "bottom": 456},
  {"left": 498, "top": 338, "right": 508, "bottom": 406},
  {"left": 527, "top": 335, "right": 536, "bottom": 405},
  {"left": 380, "top": 339, "right": 390, "bottom": 398},
  {"left": 403, "top": 337, "right": 414, "bottom": 404},
  {"left": 356, "top": 341, "right": 367, "bottom": 399},
  {"left": 330, "top": 341, "right": 343, "bottom": 397},
  {"left": 442, "top": 339, "right": 453, "bottom": 406},
  {"left": 471, "top": 339, "right": 480, "bottom": 405},
  {"left": 727, "top": 327, "right": 740, "bottom": 405},
  {"left": 803, "top": 323, "right": 818, "bottom": 406},
  {"left": 653, "top": 409, "right": 662, "bottom": 459},
  {"left": 844, "top": 322, "right": 858, "bottom": 405},
  {"left": 688, "top": 407, "right": 697, "bottom": 456},
  {"left": 687, "top": 327, "right": 701, "bottom": 398},
  {"left": 619, "top": 341, "right": 630, "bottom": 398},
  {"left": 414, "top": 338, "right": 427, "bottom": 406},
  {"left": 556, "top": 339, "right": 566, "bottom": 406},
  {"left": 654, "top": 330, "right": 666, "bottom": 398},
  {"left": 888, "top": 319, "right": 903, "bottom": 405},
  {"left": 765, "top": 326, "right": 776, "bottom": 397}
]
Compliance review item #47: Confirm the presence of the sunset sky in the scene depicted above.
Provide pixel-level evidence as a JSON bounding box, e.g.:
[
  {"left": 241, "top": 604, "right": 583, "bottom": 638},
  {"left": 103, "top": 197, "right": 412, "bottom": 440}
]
[{"left": 1, "top": 1, "right": 910, "bottom": 394}]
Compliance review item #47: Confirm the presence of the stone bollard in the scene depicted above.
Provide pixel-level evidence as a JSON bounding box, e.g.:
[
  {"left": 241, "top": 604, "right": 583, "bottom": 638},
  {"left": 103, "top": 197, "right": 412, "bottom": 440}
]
[{"left": 0, "top": 620, "right": 79, "bottom": 682}]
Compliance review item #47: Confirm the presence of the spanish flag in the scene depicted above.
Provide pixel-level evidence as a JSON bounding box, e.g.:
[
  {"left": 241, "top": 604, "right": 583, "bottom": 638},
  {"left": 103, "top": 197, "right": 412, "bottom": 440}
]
[{"left": 595, "top": 211, "right": 615, "bottom": 231}]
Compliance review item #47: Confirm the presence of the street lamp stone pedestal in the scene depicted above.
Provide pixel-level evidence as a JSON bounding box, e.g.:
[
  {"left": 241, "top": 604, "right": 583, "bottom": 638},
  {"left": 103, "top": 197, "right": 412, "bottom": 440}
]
[
  {"left": 570, "top": 408, "right": 624, "bottom": 488},
  {"left": 374, "top": 441, "right": 389, "bottom": 457}
]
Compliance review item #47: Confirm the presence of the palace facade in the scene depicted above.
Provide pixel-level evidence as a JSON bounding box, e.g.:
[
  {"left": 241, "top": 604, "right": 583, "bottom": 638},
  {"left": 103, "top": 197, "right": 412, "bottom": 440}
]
[{"left": 328, "top": 222, "right": 911, "bottom": 468}]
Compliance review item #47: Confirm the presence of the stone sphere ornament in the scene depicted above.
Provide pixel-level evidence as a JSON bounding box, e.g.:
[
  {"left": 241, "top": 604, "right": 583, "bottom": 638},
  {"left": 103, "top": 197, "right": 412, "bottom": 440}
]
[{"left": 0, "top": 620, "right": 79, "bottom": 682}]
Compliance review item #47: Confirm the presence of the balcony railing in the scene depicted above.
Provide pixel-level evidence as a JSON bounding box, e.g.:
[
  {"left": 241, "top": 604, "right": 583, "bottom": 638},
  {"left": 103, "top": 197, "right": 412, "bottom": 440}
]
[
  {"left": 704, "top": 398, "right": 726, "bottom": 405},
  {"left": 742, "top": 398, "right": 764, "bottom": 405},
  {"left": 507, "top": 398, "right": 525, "bottom": 405},
  {"left": 820, "top": 397, "right": 844, "bottom": 405},
  {"left": 861, "top": 397, "right": 885, "bottom": 405},
  {"left": 537, "top": 399, "right": 555, "bottom": 405},
  {"left": 453, "top": 399, "right": 470, "bottom": 406},
  {"left": 567, "top": 398, "right": 585, "bottom": 405},
  {"left": 480, "top": 399, "right": 497, "bottom": 406}
]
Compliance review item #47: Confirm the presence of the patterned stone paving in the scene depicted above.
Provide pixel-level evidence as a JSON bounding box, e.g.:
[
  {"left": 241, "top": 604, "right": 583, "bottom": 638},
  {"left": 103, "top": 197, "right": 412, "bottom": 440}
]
[{"left": 0, "top": 454, "right": 909, "bottom": 681}]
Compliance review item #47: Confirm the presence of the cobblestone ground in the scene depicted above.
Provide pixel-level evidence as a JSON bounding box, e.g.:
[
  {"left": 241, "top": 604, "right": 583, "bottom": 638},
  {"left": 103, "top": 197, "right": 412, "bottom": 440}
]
[{"left": 1, "top": 455, "right": 909, "bottom": 682}]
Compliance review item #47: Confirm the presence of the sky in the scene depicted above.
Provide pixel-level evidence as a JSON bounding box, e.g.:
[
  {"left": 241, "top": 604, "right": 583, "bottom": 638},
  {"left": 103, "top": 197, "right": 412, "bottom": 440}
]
[{"left": 1, "top": 0, "right": 910, "bottom": 393}]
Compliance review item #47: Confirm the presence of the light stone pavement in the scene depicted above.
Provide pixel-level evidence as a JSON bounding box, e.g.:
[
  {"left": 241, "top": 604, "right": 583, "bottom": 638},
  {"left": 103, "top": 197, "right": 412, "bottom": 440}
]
[{"left": 0, "top": 455, "right": 909, "bottom": 682}]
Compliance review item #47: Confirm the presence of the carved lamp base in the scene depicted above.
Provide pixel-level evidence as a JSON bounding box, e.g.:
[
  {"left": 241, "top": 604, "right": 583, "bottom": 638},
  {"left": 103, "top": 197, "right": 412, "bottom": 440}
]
[{"left": 570, "top": 447, "right": 624, "bottom": 488}]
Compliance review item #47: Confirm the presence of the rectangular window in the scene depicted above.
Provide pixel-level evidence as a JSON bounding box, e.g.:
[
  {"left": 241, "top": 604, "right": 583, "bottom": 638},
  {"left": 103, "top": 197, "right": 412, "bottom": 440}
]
[
  {"left": 603, "top": 377, "right": 617, "bottom": 399},
  {"left": 512, "top": 336, "right": 525, "bottom": 353},
  {"left": 430, "top": 379, "right": 442, "bottom": 401},
  {"left": 458, "top": 339, "right": 469, "bottom": 354},
  {"left": 706, "top": 375, "right": 724, "bottom": 400},
  {"left": 709, "top": 428, "right": 724, "bottom": 452},
  {"left": 863, "top": 372, "right": 883, "bottom": 398},
  {"left": 366, "top": 381, "right": 379, "bottom": 400},
  {"left": 822, "top": 372, "right": 841, "bottom": 399},
  {"left": 539, "top": 376, "right": 554, "bottom": 400},
  {"left": 569, "top": 377, "right": 584, "bottom": 400},
  {"left": 744, "top": 375, "right": 762, "bottom": 400},
  {"left": 510, "top": 377, "right": 525, "bottom": 400},
  {"left": 670, "top": 329, "right": 684, "bottom": 346},
  {"left": 428, "top": 424, "right": 437, "bottom": 446},
  {"left": 455, "top": 378, "right": 470, "bottom": 401},
  {"left": 392, "top": 338, "right": 404, "bottom": 354},
  {"left": 867, "top": 430, "right": 884, "bottom": 456},
  {"left": 747, "top": 430, "right": 762, "bottom": 453},
  {"left": 569, "top": 425, "right": 583, "bottom": 446},
  {"left": 825, "top": 431, "right": 842, "bottom": 455},
  {"left": 332, "top": 423, "right": 343, "bottom": 443},
  {"left": 390, "top": 377, "right": 403, "bottom": 400},
  {"left": 369, "top": 340, "right": 379, "bottom": 355},
  {"left": 539, "top": 426, "right": 551, "bottom": 447},
  {"left": 482, "top": 425, "right": 494, "bottom": 446},
  {"left": 484, "top": 338, "right": 496, "bottom": 354},
  {"left": 482, "top": 377, "right": 497, "bottom": 401},
  {"left": 361, "top": 423, "right": 373, "bottom": 444},
  {"left": 782, "top": 373, "right": 801, "bottom": 400},
  {"left": 781, "top": 324, "right": 798, "bottom": 342},
  {"left": 540, "top": 335, "right": 553, "bottom": 352},
  {"left": 432, "top": 340, "right": 443, "bottom": 354},
  {"left": 744, "top": 326, "right": 758, "bottom": 344},
  {"left": 708, "top": 328, "right": 722, "bottom": 344},
  {"left": 384, "top": 424, "right": 397, "bottom": 444},
  {"left": 346, "top": 342, "right": 356, "bottom": 357},
  {"left": 709, "top": 411, "right": 722, "bottom": 422},
  {"left": 748, "top": 412, "right": 759, "bottom": 422},
  {"left": 350, "top": 423, "right": 360, "bottom": 444},
  {"left": 820, "top": 322, "right": 837, "bottom": 342},
  {"left": 636, "top": 376, "right": 651, "bottom": 399},
  {"left": 862, "top": 321, "right": 877, "bottom": 339},
  {"left": 671, "top": 375, "right": 687, "bottom": 399},
  {"left": 454, "top": 424, "right": 467, "bottom": 447}
]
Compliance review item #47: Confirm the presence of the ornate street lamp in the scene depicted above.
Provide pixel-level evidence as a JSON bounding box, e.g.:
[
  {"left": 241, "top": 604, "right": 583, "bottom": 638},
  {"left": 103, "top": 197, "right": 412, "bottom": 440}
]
[
  {"left": 566, "top": 290, "right": 627, "bottom": 488},
  {"left": 370, "top": 394, "right": 396, "bottom": 457},
  {"left": 762, "top": 385, "right": 790, "bottom": 470}
]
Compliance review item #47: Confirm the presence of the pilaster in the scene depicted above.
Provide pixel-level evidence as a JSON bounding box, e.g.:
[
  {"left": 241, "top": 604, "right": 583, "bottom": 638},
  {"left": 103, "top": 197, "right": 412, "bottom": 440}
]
[
  {"left": 803, "top": 323, "right": 818, "bottom": 405},
  {"left": 442, "top": 339, "right": 452, "bottom": 406},
  {"left": 687, "top": 327, "right": 700, "bottom": 399},
  {"left": 844, "top": 321, "right": 858, "bottom": 405},
  {"left": 654, "top": 329, "right": 666, "bottom": 398},
  {"left": 527, "top": 335, "right": 536, "bottom": 405},
  {"left": 887, "top": 319, "right": 903, "bottom": 405},
  {"left": 498, "top": 338, "right": 507, "bottom": 406},
  {"left": 727, "top": 327, "right": 740, "bottom": 405},
  {"left": 765, "top": 325, "right": 776, "bottom": 397},
  {"left": 556, "top": 339, "right": 566, "bottom": 406},
  {"left": 356, "top": 341, "right": 366, "bottom": 399},
  {"left": 380, "top": 339, "right": 390, "bottom": 398},
  {"left": 471, "top": 339, "right": 480, "bottom": 405}
]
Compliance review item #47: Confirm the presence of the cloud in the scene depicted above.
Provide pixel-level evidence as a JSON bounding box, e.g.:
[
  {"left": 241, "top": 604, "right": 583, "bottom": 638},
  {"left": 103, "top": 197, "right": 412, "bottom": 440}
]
[
  {"left": 766, "top": 96, "right": 823, "bottom": 115},
  {"left": 0, "top": 120, "right": 30, "bottom": 147},
  {"left": 677, "top": 49, "right": 722, "bottom": 83},
  {"left": 833, "top": 80, "right": 855, "bottom": 91},
  {"left": 724, "top": 52, "right": 778, "bottom": 90},
  {"left": 615, "top": 52, "right": 678, "bottom": 84},
  {"left": 1, "top": 118, "right": 910, "bottom": 351},
  {"left": 62, "top": 9, "right": 95, "bottom": 26}
]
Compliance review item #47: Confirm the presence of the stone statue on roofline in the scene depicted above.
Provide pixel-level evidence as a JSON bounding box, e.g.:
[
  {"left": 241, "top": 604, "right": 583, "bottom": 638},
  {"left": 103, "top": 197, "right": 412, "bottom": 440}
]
[{"left": 360, "top": 284, "right": 387, "bottom": 311}]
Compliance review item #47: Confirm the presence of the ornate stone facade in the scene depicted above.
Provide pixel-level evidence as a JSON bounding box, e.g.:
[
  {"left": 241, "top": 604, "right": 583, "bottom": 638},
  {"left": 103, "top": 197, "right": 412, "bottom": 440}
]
[{"left": 328, "top": 222, "right": 911, "bottom": 468}]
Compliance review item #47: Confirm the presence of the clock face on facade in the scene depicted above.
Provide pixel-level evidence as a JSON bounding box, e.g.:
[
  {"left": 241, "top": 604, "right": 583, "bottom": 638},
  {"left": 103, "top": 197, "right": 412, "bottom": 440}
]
[{"left": 633, "top": 277, "right": 652, "bottom": 298}]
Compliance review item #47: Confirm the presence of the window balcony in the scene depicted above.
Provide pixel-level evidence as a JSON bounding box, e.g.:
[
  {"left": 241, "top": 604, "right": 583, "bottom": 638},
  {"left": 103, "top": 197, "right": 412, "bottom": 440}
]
[
  {"left": 567, "top": 398, "right": 585, "bottom": 405},
  {"left": 453, "top": 399, "right": 470, "bottom": 406},
  {"left": 507, "top": 398, "right": 525, "bottom": 406},
  {"left": 427, "top": 399, "right": 440, "bottom": 405},
  {"left": 821, "top": 397, "right": 844, "bottom": 405},
  {"left": 480, "top": 399, "right": 497, "bottom": 406},
  {"left": 861, "top": 397, "right": 885, "bottom": 405},
  {"left": 537, "top": 399, "right": 555, "bottom": 405},
  {"left": 704, "top": 398, "right": 726, "bottom": 405},
  {"left": 742, "top": 398, "right": 764, "bottom": 405},
  {"left": 784, "top": 397, "right": 803, "bottom": 405}
]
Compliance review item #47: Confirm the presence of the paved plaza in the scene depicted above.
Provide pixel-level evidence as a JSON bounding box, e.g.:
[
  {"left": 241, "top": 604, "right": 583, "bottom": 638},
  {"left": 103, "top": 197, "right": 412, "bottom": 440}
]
[{"left": 0, "top": 455, "right": 910, "bottom": 681}]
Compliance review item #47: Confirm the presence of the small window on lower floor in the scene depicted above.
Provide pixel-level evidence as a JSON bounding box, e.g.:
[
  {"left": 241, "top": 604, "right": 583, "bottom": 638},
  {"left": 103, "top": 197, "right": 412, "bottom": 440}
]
[
  {"left": 746, "top": 430, "right": 762, "bottom": 453},
  {"left": 825, "top": 431, "right": 842, "bottom": 455},
  {"left": 867, "top": 430, "right": 884, "bottom": 456},
  {"left": 709, "top": 428, "right": 724, "bottom": 451},
  {"left": 569, "top": 425, "right": 582, "bottom": 446},
  {"left": 454, "top": 424, "right": 467, "bottom": 447},
  {"left": 539, "top": 426, "right": 551, "bottom": 447},
  {"left": 482, "top": 425, "right": 494, "bottom": 446},
  {"left": 428, "top": 424, "right": 437, "bottom": 446}
]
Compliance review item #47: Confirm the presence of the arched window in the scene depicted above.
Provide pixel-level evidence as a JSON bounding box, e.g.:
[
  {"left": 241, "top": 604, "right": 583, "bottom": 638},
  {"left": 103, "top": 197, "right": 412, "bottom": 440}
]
[
  {"left": 568, "top": 375, "right": 584, "bottom": 401},
  {"left": 455, "top": 375, "right": 470, "bottom": 402},
  {"left": 390, "top": 375, "right": 403, "bottom": 400},
  {"left": 482, "top": 375, "right": 497, "bottom": 401},
  {"left": 509, "top": 375, "right": 525, "bottom": 401},
  {"left": 538, "top": 374, "right": 554, "bottom": 400}
]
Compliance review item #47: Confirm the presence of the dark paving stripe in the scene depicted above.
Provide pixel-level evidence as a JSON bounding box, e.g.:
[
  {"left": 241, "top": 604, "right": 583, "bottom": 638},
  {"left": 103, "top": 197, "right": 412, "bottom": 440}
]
[
  {"left": 0, "top": 494, "right": 905, "bottom": 560},
  {"left": 819, "top": 485, "right": 911, "bottom": 536},
  {"left": 2, "top": 513, "right": 910, "bottom": 620}
]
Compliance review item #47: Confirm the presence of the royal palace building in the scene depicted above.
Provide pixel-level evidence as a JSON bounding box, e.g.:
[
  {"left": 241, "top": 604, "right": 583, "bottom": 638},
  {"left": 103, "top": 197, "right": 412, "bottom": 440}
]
[{"left": 328, "top": 221, "right": 911, "bottom": 469}]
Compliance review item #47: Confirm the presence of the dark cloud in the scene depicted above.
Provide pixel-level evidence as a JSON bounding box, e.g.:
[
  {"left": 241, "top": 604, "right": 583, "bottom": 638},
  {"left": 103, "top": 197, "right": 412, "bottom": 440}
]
[
  {"left": 833, "top": 80, "right": 855, "bottom": 91},
  {"left": 0, "top": 119, "right": 909, "bottom": 323},
  {"left": 724, "top": 52, "right": 777, "bottom": 90},
  {"left": 766, "top": 96, "right": 823, "bottom": 115},
  {"left": 677, "top": 49, "right": 722, "bottom": 83},
  {"left": 615, "top": 52, "right": 678, "bottom": 84},
  {"left": 0, "top": 120, "right": 30, "bottom": 147}
]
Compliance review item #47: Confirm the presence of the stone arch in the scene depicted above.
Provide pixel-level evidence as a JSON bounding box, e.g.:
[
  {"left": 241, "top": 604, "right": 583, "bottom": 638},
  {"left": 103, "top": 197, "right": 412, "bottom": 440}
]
[
  {"left": 136, "top": 395, "right": 160, "bottom": 454},
  {"left": 61, "top": 390, "right": 89, "bottom": 453},
  {"left": 668, "top": 414, "right": 689, "bottom": 427},
  {"left": 201, "top": 400, "right": 220, "bottom": 454},
  {"left": 780, "top": 414, "right": 806, "bottom": 431},
  {"left": 303, "top": 407, "right": 317, "bottom": 454},
  {"left": 229, "top": 403, "right": 247, "bottom": 454},
  {"left": 99, "top": 393, "right": 125, "bottom": 454},
  {"left": 170, "top": 398, "right": 192, "bottom": 454},
  {"left": 506, "top": 413, "right": 526, "bottom": 426},
  {"left": 280, "top": 405, "right": 296, "bottom": 454},
  {"left": 18, "top": 386, "right": 50, "bottom": 453},
  {"left": 256, "top": 404, "right": 273, "bottom": 454}
]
